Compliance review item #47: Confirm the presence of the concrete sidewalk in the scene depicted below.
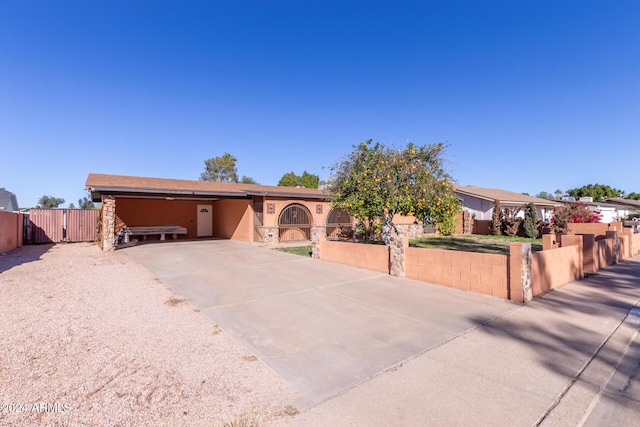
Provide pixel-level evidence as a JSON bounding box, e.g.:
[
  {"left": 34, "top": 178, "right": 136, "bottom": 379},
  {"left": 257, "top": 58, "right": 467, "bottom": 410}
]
[{"left": 275, "top": 256, "right": 640, "bottom": 426}]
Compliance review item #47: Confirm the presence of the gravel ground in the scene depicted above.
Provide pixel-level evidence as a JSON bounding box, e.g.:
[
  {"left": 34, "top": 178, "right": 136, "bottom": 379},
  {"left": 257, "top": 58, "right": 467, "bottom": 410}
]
[{"left": 0, "top": 243, "right": 303, "bottom": 427}]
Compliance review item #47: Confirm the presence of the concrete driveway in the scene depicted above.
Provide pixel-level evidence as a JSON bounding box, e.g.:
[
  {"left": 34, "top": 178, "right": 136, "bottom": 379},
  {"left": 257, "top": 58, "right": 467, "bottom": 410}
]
[{"left": 124, "top": 240, "right": 517, "bottom": 405}]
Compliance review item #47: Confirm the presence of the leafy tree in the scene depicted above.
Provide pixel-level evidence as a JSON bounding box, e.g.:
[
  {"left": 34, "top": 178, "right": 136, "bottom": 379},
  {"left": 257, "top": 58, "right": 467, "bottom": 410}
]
[
  {"left": 240, "top": 176, "right": 258, "bottom": 184},
  {"left": 200, "top": 152, "right": 239, "bottom": 182},
  {"left": 566, "top": 184, "right": 623, "bottom": 202},
  {"left": 78, "top": 196, "right": 95, "bottom": 209},
  {"left": 554, "top": 189, "right": 564, "bottom": 199},
  {"left": 278, "top": 172, "right": 299, "bottom": 187},
  {"left": 68, "top": 203, "right": 76, "bottom": 209},
  {"left": 277, "top": 171, "right": 319, "bottom": 188},
  {"left": 501, "top": 206, "right": 522, "bottom": 237},
  {"left": 625, "top": 192, "right": 640, "bottom": 200},
  {"left": 491, "top": 200, "right": 503, "bottom": 235},
  {"left": 36, "top": 195, "right": 65, "bottom": 208},
  {"left": 523, "top": 203, "right": 538, "bottom": 238},
  {"left": 535, "top": 191, "right": 555, "bottom": 200},
  {"left": 330, "top": 139, "right": 459, "bottom": 245},
  {"left": 551, "top": 202, "right": 601, "bottom": 233}
]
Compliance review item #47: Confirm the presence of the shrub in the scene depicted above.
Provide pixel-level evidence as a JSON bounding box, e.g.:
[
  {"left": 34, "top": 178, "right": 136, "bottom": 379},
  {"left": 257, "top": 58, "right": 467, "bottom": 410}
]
[
  {"left": 551, "top": 202, "right": 601, "bottom": 233},
  {"left": 523, "top": 203, "right": 538, "bottom": 238},
  {"left": 491, "top": 200, "right": 503, "bottom": 235}
]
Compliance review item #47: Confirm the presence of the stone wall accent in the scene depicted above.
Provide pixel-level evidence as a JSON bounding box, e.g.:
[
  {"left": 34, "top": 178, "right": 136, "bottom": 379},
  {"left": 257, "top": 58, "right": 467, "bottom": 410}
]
[
  {"left": 260, "top": 226, "right": 279, "bottom": 245},
  {"left": 509, "top": 243, "right": 532, "bottom": 303},
  {"left": 311, "top": 226, "right": 327, "bottom": 259},
  {"left": 606, "top": 230, "right": 619, "bottom": 264},
  {"left": 102, "top": 196, "right": 116, "bottom": 251},
  {"left": 462, "top": 210, "right": 471, "bottom": 234},
  {"left": 389, "top": 226, "right": 408, "bottom": 277}
]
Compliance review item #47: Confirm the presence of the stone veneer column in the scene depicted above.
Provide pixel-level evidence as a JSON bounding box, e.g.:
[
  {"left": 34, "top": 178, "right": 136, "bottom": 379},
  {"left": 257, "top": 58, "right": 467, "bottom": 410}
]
[
  {"left": 102, "top": 196, "right": 116, "bottom": 251},
  {"left": 606, "top": 230, "right": 619, "bottom": 264},
  {"left": 389, "top": 225, "right": 408, "bottom": 277},
  {"left": 509, "top": 242, "right": 532, "bottom": 303},
  {"left": 311, "top": 225, "right": 326, "bottom": 259},
  {"left": 462, "top": 210, "right": 471, "bottom": 234}
]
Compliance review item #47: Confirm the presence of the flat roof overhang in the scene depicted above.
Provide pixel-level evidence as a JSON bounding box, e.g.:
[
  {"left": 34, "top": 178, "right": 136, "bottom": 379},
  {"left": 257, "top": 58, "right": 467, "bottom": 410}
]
[{"left": 87, "top": 186, "right": 332, "bottom": 202}]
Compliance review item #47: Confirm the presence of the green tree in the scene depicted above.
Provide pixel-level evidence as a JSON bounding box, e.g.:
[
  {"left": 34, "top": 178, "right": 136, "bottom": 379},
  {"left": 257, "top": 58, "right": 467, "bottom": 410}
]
[
  {"left": 37, "top": 195, "right": 65, "bottom": 208},
  {"left": 625, "top": 192, "right": 640, "bottom": 200},
  {"left": 240, "top": 176, "right": 258, "bottom": 184},
  {"left": 277, "top": 171, "right": 319, "bottom": 188},
  {"left": 330, "top": 139, "right": 459, "bottom": 245},
  {"left": 200, "top": 152, "right": 239, "bottom": 182},
  {"left": 78, "top": 196, "right": 95, "bottom": 209},
  {"left": 68, "top": 202, "right": 76, "bottom": 209},
  {"left": 566, "top": 183, "right": 623, "bottom": 202},
  {"left": 535, "top": 191, "right": 555, "bottom": 200},
  {"left": 278, "top": 172, "right": 299, "bottom": 187},
  {"left": 554, "top": 189, "right": 564, "bottom": 199},
  {"left": 523, "top": 203, "right": 538, "bottom": 238}
]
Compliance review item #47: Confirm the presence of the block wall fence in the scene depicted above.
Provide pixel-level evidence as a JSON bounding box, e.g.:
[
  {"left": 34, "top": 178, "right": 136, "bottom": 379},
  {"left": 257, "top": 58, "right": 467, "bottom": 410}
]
[{"left": 315, "top": 228, "right": 638, "bottom": 303}]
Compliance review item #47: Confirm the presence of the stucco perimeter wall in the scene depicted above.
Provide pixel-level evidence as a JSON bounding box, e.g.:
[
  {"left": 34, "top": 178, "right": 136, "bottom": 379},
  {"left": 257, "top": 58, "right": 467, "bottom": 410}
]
[
  {"left": 212, "top": 199, "right": 252, "bottom": 242},
  {"left": 594, "top": 238, "right": 615, "bottom": 270},
  {"left": 0, "top": 211, "right": 23, "bottom": 254},
  {"left": 405, "top": 248, "right": 508, "bottom": 299},
  {"left": 632, "top": 233, "right": 640, "bottom": 256},
  {"left": 568, "top": 222, "right": 622, "bottom": 236},
  {"left": 531, "top": 245, "right": 582, "bottom": 297},
  {"left": 319, "top": 240, "right": 389, "bottom": 274},
  {"left": 115, "top": 198, "right": 204, "bottom": 240}
]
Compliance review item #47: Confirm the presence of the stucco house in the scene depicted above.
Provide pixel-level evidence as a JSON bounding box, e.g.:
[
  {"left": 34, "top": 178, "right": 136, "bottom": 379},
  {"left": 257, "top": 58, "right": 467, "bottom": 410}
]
[
  {"left": 454, "top": 185, "right": 558, "bottom": 225},
  {"left": 86, "top": 173, "right": 356, "bottom": 250},
  {"left": 604, "top": 198, "right": 640, "bottom": 219},
  {"left": 0, "top": 188, "right": 19, "bottom": 211}
]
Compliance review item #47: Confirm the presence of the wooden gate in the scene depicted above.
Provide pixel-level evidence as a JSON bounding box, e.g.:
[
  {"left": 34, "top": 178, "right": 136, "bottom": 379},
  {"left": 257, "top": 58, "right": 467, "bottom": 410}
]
[{"left": 28, "top": 209, "right": 99, "bottom": 244}]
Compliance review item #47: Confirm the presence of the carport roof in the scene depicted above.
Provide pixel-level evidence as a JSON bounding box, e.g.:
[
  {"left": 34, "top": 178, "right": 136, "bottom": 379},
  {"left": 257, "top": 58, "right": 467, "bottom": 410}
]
[{"left": 86, "top": 173, "right": 332, "bottom": 201}]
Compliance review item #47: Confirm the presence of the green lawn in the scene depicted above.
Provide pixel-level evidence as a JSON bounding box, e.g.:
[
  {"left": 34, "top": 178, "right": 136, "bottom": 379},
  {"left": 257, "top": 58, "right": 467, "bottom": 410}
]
[
  {"left": 410, "top": 235, "right": 543, "bottom": 255},
  {"left": 276, "top": 246, "right": 312, "bottom": 257}
]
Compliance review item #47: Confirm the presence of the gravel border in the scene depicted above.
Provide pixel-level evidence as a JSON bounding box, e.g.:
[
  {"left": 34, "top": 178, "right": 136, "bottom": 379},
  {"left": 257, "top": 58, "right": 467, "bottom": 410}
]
[{"left": 0, "top": 243, "right": 302, "bottom": 426}]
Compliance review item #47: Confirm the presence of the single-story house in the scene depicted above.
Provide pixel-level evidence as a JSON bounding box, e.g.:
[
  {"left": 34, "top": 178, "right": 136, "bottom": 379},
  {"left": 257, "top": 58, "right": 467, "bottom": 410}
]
[
  {"left": 0, "top": 188, "right": 19, "bottom": 211},
  {"left": 561, "top": 198, "right": 633, "bottom": 223},
  {"left": 604, "top": 198, "right": 640, "bottom": 218},
  {"left": 454, "top": 186, "right": 559, "bottom": 233},
  {"left": 86, "top": 173, "right": 356, "bottom": 250}
]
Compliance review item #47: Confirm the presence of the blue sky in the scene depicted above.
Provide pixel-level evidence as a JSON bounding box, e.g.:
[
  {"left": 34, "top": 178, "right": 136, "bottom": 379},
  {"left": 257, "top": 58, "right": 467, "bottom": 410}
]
[{"left": 1, "top": 1, "right": 638, "bottom": 208}]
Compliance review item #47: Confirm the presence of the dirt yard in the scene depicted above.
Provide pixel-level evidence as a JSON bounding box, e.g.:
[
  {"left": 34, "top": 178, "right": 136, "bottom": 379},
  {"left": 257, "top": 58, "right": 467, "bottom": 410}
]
[{"left": 0, "top": 243, "right": 303, "bottom": 427}]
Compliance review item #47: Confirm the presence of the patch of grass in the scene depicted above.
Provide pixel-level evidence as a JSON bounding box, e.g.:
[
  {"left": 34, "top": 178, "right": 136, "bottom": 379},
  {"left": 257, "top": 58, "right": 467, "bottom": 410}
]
[
  {"left": 276, "top": 246, "right": 312, "bottom": 257},
  {"left": 410, "top": 235, "right": 543, "bottom": 255}
]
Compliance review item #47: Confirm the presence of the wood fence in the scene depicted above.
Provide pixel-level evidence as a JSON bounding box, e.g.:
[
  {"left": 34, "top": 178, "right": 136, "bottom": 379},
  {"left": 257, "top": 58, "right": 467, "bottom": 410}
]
[{"left": 27, "top": 209, "right": 99, "bottom": 244}]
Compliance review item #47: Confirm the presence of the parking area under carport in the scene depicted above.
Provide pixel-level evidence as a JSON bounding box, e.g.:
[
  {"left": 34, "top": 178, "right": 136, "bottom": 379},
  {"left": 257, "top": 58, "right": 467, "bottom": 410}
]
[{"left": 124, "top": 240, "right": 517, "bottom": 404}]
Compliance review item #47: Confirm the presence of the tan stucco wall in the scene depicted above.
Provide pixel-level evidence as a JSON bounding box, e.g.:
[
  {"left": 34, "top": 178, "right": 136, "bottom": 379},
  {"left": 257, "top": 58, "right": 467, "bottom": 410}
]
[
  {"left": 0, "top": 211, "right": 22, "bottom": 254},
  {"left": 115, "top": 198, "right": 203, "bottom": 240},
  {"left": 212, "top": 199, "right": 252, "bottom": 242},
  {"left": 531, "top": 245, "right": 582, "bottom": 297}
]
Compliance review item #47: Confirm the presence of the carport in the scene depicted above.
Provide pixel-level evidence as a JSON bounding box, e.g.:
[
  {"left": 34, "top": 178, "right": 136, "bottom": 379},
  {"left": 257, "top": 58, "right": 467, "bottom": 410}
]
[{"left": 86, "top": 173, "right": 335, "bottom": 250}]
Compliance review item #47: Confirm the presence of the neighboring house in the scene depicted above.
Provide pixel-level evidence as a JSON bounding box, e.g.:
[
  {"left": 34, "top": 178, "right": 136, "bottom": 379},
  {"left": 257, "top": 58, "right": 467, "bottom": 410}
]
[
  {"left": 0, "top": 188, "right": 19, "bottom": 211},
  {"left": 605, "top": 198, "right": 640, "bottom": 218},
  {"left": 454, "top": 185, "right": 558, "bottom": 222},
  {"left": 557, "top": 197, "right": 632, "bottom": 223}
]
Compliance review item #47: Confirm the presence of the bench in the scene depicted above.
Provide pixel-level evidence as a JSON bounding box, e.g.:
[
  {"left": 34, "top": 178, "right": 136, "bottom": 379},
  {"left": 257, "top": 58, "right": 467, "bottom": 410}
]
[{"left": 122, "top": 225, "right": 188, "bottom": 243}]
